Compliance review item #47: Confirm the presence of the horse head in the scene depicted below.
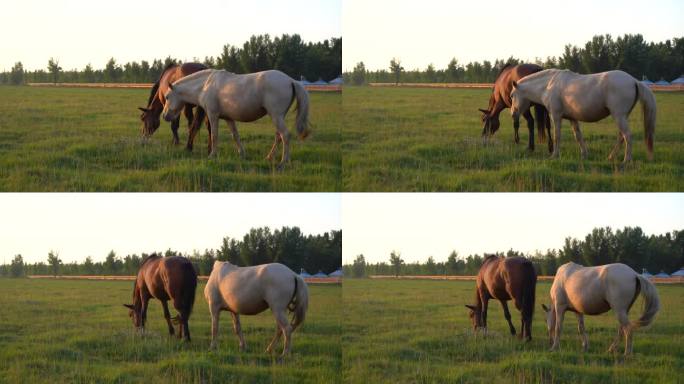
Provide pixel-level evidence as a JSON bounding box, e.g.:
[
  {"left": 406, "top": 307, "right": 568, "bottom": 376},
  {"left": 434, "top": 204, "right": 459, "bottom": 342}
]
[
  {"left": 465, "top": 304, "right": 484, "bottom": 331},
  {"left": 138, "top": 107, "right": 160, "bottom": 138},
  {"left": 510, "top": 81, "right": 529, "bottom": 127},
  {"left": 541, "top": 303, "right": 555, "bottom": 346},
  {"left": 123, "top": 303, "right": 142, "bottom": 329},
  {"left": 479, "top": 108, "right": 500, "bottom": 137},
  {"left": 161, "top": 83, "right": 184, "bottom": 123}
]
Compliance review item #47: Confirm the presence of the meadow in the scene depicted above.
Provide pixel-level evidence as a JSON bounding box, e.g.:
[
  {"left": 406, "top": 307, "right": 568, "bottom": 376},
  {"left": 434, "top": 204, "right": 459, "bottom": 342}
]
[
  {"left": 0, "top": 86, "right": 341, "bottom": 191},
  {"left": 342, "top": 86, "right": 684, "bottom": 191},
  {"left": 0, "top": 278, "right": 341, "bottom": 384},
  {"left": 343, "top": 279, "right": 684, "bottom": 384}
]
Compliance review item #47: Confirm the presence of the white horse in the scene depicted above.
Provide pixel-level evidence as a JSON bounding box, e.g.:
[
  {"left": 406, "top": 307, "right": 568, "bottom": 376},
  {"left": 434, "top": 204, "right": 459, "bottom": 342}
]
[
  {"left": 510, "top": 69, "right": 656, "bottom": 163},
  {"left": 204, "top": 261, "right": 308, "bottom": 356},
  {"left": 541, "top": 262, "right": 659, "bottom": 355},
  {"left": 161, "top": 69, "right": 310, "bottom": 169}
]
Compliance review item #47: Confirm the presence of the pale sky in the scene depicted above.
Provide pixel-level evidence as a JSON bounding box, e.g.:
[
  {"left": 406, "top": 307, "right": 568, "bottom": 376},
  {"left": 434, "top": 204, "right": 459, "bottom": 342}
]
[
  {"left": 343, "top": 0, "right": 684, "bottom": 71},
  {"left": 0, "top": 0, "right": 341, "bottom": 71},
  {"left": 0, "top": 193, "right": 341, "bottom": 264},
  {"left": 342, "top": 193, "right": 684, "bottom": 264}
]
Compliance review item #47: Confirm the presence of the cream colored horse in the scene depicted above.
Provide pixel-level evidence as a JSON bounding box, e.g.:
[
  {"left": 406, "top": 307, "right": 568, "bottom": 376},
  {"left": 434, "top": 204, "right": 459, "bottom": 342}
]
[
  {"left": 542, "top": 262, "right": 659, "bottom": 355},
  {"left": 204, "top": 261, "right": 308, "bottom": 356},
  {"left": 162, "top": 69, "right": 310, "bottom": 169},
  {"left": 510, "top": 69, "right": 656, "bottom": 163}
]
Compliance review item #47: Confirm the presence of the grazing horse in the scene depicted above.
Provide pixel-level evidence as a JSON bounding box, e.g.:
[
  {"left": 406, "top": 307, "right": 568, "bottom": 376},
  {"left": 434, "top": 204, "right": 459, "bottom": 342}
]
[
  {"left": 138, "top": 62, "right": 210, "bottom": 151},
  {"left": 541, "top": 262, "right": 659, "bottom": 355},
  {"left": 123, "top": 254, "right": 197, "bottom": 341},
  {"left": 161, "top": 69, "right": 310, "bottom": 169},
  {"left": 510, "top": 69, "right": 656, "bottom": 163},
  {"left": 204, "top": 261, "right": 308, "bottom": 357},
  {"left": 479, "top": 63, "right": 552, "bottom": 152},
  {"left": 465, "top": 255, "right": 537, "bottom": 341}
]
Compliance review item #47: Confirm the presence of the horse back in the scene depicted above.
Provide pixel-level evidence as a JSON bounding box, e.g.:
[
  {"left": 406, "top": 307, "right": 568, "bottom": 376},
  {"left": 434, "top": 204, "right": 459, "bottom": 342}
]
[{"left": 494, "top": 64, "right": 543, "bottom": 107}]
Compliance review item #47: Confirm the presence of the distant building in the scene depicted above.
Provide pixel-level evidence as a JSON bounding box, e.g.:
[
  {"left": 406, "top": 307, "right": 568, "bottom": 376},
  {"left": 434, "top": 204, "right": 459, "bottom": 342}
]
[
  {"left": 670, "top": 75, "right": 684, "bottom": 85},
  {"left": 313, "top": 270, "right": 328, "bottom": 278},
  {"left": 654, "top": 270, "right": 670, "bottom": 278},
  {"left": 300, "top": 268, "right": 312, "bottom": 278},
  {"left": 641, "top": 268, "right": 653, "bottom": 278},
  {"left": 329, "top": 76, "right": 343, "bottom": 85},
  {"left": 671, "top": 267, "right": 684, "bottom": 277},
  {"left": 654, "top": 79, "right": 670, "bottom": 86},
  {"left": 328, "top": 268, "right": 343, "bottom": 277}
]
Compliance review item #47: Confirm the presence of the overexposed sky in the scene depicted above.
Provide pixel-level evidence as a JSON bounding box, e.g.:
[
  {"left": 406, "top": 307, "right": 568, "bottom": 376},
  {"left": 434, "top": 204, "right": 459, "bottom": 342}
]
[
  {"left": 343, "top": 0, "right": 684, "bottom": 71},
  {"left": 342, "top": 193, "right": 684, "bottom": 264},
  {"left": 0, "top": 193, "right": 341, "bottom": 264},
  {"left": 0, "top": 0, "right": 341, "bottom": 71}
]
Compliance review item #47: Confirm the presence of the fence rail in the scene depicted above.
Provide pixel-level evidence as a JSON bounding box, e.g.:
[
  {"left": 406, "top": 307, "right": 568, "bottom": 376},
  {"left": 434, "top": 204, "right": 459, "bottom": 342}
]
[
  {"left": 27, "top": 275, "right": 341, "bottom": 284},
  {"left": 27, "top": 82, "right": 341, "bottom": 92},
  {"left": 368, "top": 82, "right": 684, "bottom": 91},
  {"left": 369, "top": 275, "right": 684, "bottom": 284}
]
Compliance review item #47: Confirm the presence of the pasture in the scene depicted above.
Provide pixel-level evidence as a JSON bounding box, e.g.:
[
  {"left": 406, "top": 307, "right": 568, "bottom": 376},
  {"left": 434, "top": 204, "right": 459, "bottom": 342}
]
[
  {"left": 0, "top": 86, "right": 341, "bottom": 191},
  {"left": 342, "top": 87, "right": 684, "bottom": 191},
  {"left": 343, "top": 279, "right": 684, "bottom": 384},
  {"left": 0, "top": 278, "right": 341, "bottom": 384}
]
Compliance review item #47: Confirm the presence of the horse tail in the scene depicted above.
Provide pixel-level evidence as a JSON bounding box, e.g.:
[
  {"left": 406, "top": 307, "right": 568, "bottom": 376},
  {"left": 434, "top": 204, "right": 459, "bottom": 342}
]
[
  {"left": 631, "top": 275, "right": 660, "bottom": 329},
  {"left": 636, "top": 81, "right": 656, "bottom": 160},
  {"left": 181, "top": 262, "right": 197, "bottom": 319},
  {"left": 291, "top": 81, "right": 311, "bottom": 140},
  {"left": 520, "top": 261, "right": 537, "bottom": 336},
  {"left": 288, "top": 275, "right": 309, "bottom": 332}
]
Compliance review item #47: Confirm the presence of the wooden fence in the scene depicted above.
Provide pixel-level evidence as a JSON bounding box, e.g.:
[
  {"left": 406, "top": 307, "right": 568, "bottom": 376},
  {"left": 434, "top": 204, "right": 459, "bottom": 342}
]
[
  {"left": 27, "top": 275, "right": 341, "bottom": 284},
  {"left": 27, "top": 83, "right": 341, "bottom": 92},
  {"left": 369, "top": 275, "right": 684, "bottom": 284},
  {"left": 368, "top": 82, "right": 684, "bottom": 91}
]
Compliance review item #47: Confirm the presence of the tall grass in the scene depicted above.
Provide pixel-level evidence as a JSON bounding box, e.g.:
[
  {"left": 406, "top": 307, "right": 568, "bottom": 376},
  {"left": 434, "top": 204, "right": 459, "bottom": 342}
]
[
  {"left": 342, "top": 87, "right": 684, "bottom": 191},
  {"left": 0, "top": 279, "right": 341, "bottom": 383},
  {"left": 343, "top": 279, "right": 683, "bottom": 384},
  {"left": 0, "top": 86, "right": 341, "bottom": 191}
]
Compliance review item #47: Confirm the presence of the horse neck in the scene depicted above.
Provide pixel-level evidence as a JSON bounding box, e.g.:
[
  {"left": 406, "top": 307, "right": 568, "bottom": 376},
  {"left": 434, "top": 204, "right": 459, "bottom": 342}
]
[
  {"left": 519, "top": 72, "right": 555, "bottom": 104},
  {"left": 175, "top": 72, "right": 209, "bottom": 105},
  {"left": 132, "top": 280, "right": 142, "bottom": 310}
]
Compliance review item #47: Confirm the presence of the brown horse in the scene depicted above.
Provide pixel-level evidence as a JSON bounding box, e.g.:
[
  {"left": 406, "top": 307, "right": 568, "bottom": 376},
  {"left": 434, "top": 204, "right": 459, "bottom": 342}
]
[
  {"left": 465, "top": 255, "right": 537, "bottom": 341},
  {"left": 479, "top": 63, "right": 553, "bottom": 152},
  {"left": 138, "top": 62, "right": 210, "bottom": 151},
  {"left": 123, "top": 254, "right": 197, "bottom": 341}
]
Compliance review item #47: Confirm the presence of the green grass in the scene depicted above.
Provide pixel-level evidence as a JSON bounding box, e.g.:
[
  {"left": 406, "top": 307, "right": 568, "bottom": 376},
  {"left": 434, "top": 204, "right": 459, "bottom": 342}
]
[
  {"left": 343, "top": 279, "right": 684, "bottom": 384},
  {"left": 0, "top": 86, "right": 341, "bottom": 191},
  {"left": 342, "top": 87, "right": 684, "bottom": 191},
  {"left": 0, "top": 278, "right": 341, "bottom": 384}
]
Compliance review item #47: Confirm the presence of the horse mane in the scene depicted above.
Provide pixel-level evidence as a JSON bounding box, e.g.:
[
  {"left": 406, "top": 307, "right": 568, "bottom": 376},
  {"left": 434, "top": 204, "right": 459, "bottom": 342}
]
[
  {"left": 482, "top": 254, "right": 500, "bottom": 262},
  {"left": 146, "top": 63, "right": 177, "bottom": 107},
  {"left": 497, "top": 63, "right": 514, "bottom": 77},
  {"left": 140, "top": 253, "right": 161, "bottom": 267}
]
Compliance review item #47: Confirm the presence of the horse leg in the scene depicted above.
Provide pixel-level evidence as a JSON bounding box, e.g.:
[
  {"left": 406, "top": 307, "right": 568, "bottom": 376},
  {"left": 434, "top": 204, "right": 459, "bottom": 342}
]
[
  {"left": 186, "top": 107, "right": 205, "bottom": 152},
  {"left": 183, "top": 104, "right": 194, "bottom": 132},
  {"left": 500, "top": 300, "right": 516, "bottom": 336},
  {"left": 576, "top": 313, "right": 588, "bottom": 352},
  {"left": 545, "top": 112, "right": 553, "bottom": 153},
  {"left": 171, "top": 117, "right": 180, "bottom": 145},
  {"left": 608, "top": 132, "right": 625, "bottom": 161},
  {"left": 207, "top": 113, "right": 220, "bottom": 158},
  {"left": 140, "top": 292, "right": 150, "bottom": 332},
  {"left": 523, "top": 109, "right": 535, "bottom": 151},
  {"left": 271, "top": 115, "right": 291, "bottom": 170},
  {"left": 549, "top": 113, "right": 562, "bottom": 159},
  {"left": 550, "top": 305, "right": 565, "bottom": 351},
  {"left": 273, "top": 309, "right": 293, "bottom": 356},
  {"left": 481, "top": 295, "right": 489, "bottom": 335},
  {"left": 161, "top": 300, "right": 175, "bottom": 336},
  {"left": 266, "top": 325, "right": 282, "bottom": 354},
  {"left": 615, "top": 115, "right": 632, "bottom": 163},
  {"left": 209, "top": 305, "right": 220, "bottom": 351},
  {"left": 570, "top": 119, "right": 588, "bottom": 160},
  {"left": 613, "top": 309, "right": 633, "bottom": 355},
  {"left": 230, "top": 312, "right": 246, "bottom": 352},
  {"left": 226, "top": 119, "right": 245, "bottom": 159},
  {"left": 608, "top": 325, "right": 624, "bottom": 353},
  {"left": 265, "top": 133, "right": 282, "bottom": 161}
]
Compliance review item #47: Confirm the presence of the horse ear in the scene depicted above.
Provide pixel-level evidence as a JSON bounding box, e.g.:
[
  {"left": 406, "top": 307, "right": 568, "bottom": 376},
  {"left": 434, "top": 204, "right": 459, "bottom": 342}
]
[
  {"left": 478, "top": 108, "right": 490, "bottom": 115},
  {"left": 465, "top": 304, "right": 476, "bottom": 311},
  {"left": 512, "top": 81, "right": 518, "bottom": 89},
  {"left": 123, "top": 304, "right": 134, "bottom": 310},
  {"left": 168, "top": 83, "right": 174, "bottom": 91},
  {"left": 541, "top": 304, "right": 549, "bottom": 313},
  {"left": 138, "top": 107, "right": 149, "bottom": 113}
]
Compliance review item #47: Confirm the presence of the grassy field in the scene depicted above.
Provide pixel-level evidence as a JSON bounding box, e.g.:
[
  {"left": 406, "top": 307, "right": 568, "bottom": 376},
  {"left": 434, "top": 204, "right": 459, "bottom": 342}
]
[
  {"left": 343, "top": 279, "right": 684, "bottom": 384},
  {"left": 0, "top": 86, "right": 341, "bottom": 191},
  {"left": 0, "top": 278, "right": 341, "bottom": 384},
  {"left": 342, "top": 87, "right": 684, "bottom": 191}
]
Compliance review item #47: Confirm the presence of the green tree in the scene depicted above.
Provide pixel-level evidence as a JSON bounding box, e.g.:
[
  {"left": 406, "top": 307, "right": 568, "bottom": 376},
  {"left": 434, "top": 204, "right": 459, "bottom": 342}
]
[
  {"left": 47, "top": 58, "right": 62, "bottom": 84},
  {"left": 47, "top": 250, "right": 62, "bottom": 276},
  {"left": 352, "top": 254, "right": 366, "bottom": 277},
  {"left": 389, "top": 251, "right": 404, "bottom": 277},
  {"left": 352, "top": 61, "right": 366, "bottom": 85},
  {"left": 10, "top": 62, "right": 25, "bottom": 85},
  {"left": 10, "top": 254, "right": 25, "bottom": 277},
  {"left": 389, "top": 58, "right": 404, "bottom": 85}
]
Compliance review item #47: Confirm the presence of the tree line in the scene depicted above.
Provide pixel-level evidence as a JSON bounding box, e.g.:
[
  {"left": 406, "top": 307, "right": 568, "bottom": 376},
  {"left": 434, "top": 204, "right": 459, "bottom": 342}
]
[
  {"left": 0, "top": 34, "right": 342, "bottom": 85},
  {"left": 346, "top": 34, "right": 684, "bottom": 85},
  {"left": 1, "top": 226, "right": 341, "bottom": 278},
  {"left": 344, "top": 226, "right": 683, "bottom": 278}
]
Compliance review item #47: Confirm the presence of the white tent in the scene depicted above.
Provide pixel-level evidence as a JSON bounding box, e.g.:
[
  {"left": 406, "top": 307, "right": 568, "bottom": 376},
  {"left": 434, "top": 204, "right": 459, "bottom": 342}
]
[
  {"left": 654, "top": 80, "right": 670, "bottom": 86},
  {"left": 671, "top": 268, "right": 684, "bottom": 277},
  {"left": 329, "top": 76, "right": 343, "bottom": 85},
  {"left": 328, "top": 268, "right": 343, "bottom": 277},
  {"left": 641, "top": 268, "right": 653, "bottom": 278},
  {"left": 671, "top": 76, "right": 684, "bottom": 85},
  {"left": 313, "top": 270, "right": 328, "bottom": 278},
  {"left": 654, "top": 271, "right": 670, "bottom": 278},
  {"left": 641, "top": 79, "right": 654, "bottom": 85},
  {"left": 299, "top": 76, "right": 312, "bottom": 85},
  {"left": 299, "top": 268, "right": 312, "bottom": 278},
  {"left": 311, "top": 78, "right": 328, "bottom": 86}
]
